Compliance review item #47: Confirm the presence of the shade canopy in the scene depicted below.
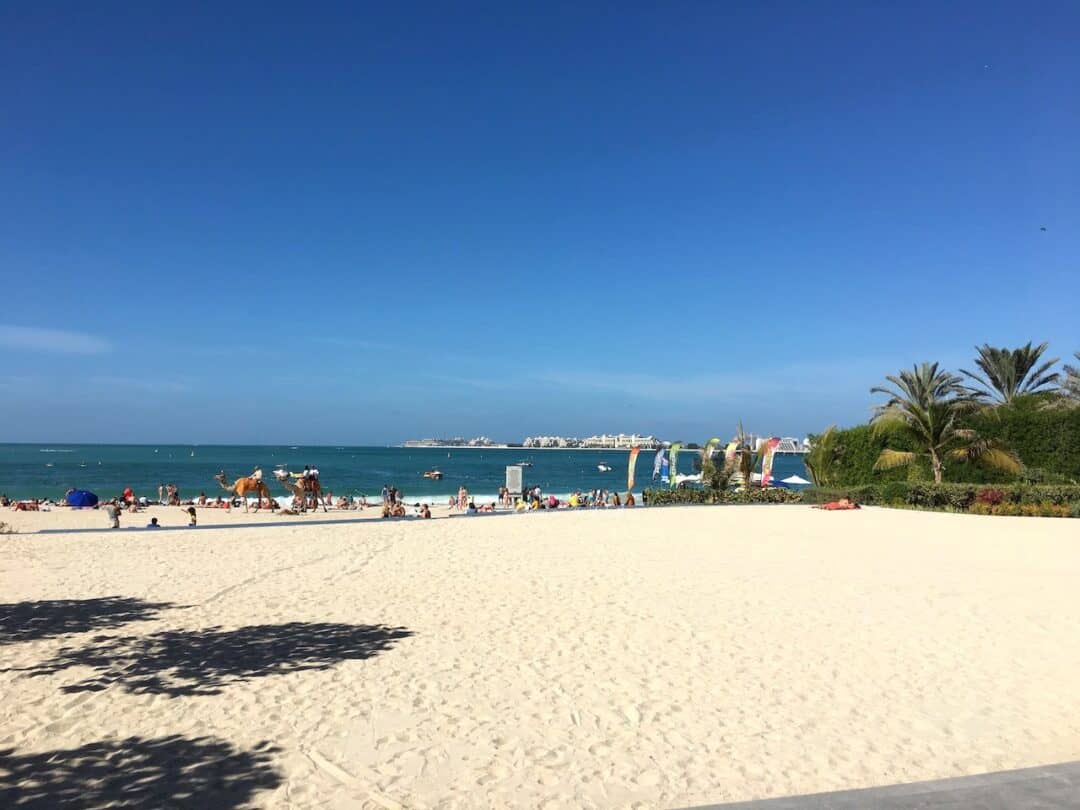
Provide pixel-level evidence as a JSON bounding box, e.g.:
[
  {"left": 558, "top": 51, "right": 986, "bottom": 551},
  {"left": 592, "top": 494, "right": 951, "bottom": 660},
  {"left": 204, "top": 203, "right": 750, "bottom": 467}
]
[
  {"left": 781, "top": 475, "right": 811, "bottom": 486},
  {"left": 65, "top": 489, "right": 99, "bottom": 507}
]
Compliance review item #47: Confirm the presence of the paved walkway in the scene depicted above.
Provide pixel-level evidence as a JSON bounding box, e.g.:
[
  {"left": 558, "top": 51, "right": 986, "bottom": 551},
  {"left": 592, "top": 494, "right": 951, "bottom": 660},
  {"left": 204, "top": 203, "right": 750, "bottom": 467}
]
[{"left": 687, "top": 761, "right": 1080, "bottom": 809}]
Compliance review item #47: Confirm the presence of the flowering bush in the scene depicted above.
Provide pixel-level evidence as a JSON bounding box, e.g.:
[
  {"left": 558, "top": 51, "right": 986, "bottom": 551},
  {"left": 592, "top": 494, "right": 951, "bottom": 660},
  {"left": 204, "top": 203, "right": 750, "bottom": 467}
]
[{"left": 976, "top": 488, "right": 1006, "bottom": 506}]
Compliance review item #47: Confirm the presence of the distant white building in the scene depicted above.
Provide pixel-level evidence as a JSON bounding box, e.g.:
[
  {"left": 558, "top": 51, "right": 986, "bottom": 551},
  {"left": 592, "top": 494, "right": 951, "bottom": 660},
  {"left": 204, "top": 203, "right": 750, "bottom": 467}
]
[
  {"left": 522, "top": 433, "right": 660, "bottom": 449},
  {"left": 581, "top": 433, "right": 660, "bottom": 449}
]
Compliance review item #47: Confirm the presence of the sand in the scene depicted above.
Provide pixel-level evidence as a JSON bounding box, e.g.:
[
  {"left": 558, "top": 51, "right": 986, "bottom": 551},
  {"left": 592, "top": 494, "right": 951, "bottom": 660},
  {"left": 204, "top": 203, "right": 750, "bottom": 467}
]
[{"left": 2, "top": 505, "right": 1079, "bottom": 808}]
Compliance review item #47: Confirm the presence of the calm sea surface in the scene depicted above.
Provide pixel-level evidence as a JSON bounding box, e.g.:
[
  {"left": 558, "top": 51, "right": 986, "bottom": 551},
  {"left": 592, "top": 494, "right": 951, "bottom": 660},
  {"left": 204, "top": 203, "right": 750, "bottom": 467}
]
[{"left": 0, "top": 444, "right": 809, "bottom": 502}]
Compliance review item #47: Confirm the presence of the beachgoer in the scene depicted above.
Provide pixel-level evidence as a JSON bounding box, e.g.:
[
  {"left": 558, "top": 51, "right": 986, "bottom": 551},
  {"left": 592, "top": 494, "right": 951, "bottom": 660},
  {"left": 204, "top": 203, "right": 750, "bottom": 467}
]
[
  {"left": 625, "top": 491, "right": 635, "bottom": 507},
  {"left": 467, "top": 500, "right": 477, "bottom": 514},
  {"left": 381, "top": 484, "right": 389, "bottom": 504},
  {"left": 158, "top": 484, "right": 164, "bottom": 504},
  {"left": 251, "top": 466, "right": 263, "bottom": 482},
  {"left": 391, "top": 502, "right": 406, "bottom": 517},
  {"left": 147, "top": 517, "right": 161, "bottom": 528},
  {"left": 813, "top": 497, "right": 860, "bottom": 511},
  {"left": 612, "top": 492, "right": 621, "bottom": 507},
  {"left": 458, "top": 486, "right": 468, "bottom": 510},
  {"left": 106, "top": 501, "right": 121, "bottom": 529},
  {"left": 420, "top": 504, "right": 431, "bottom": 519},
  {"left": 122, "top": 486, "right": 134, "bottom": 505},
  {"left": 186, "top": 506, "right": 198, "bottom": 526},
  {"left": 381, "top": 503, "right": 391, "bottom": 518}
]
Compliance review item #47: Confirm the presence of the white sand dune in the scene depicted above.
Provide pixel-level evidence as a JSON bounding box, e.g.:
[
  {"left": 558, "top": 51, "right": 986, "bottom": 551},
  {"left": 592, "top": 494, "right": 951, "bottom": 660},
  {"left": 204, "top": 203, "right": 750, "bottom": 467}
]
[{"left": 2, "top": 505, "right": 1079, "bottom": 808}]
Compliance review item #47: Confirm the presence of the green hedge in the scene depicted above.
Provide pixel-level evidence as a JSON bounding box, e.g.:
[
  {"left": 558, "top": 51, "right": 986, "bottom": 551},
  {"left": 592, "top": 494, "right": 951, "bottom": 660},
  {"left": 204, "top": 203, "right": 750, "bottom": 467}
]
[
  {"left": 816, "top": 400, "right": 1080, "bottom": 487},
  {"left": 643, "top": 487, "right": 803, "bottom": 506},
  {"left": 803, "top": 483, "right": 1080, "bottom": 511}
]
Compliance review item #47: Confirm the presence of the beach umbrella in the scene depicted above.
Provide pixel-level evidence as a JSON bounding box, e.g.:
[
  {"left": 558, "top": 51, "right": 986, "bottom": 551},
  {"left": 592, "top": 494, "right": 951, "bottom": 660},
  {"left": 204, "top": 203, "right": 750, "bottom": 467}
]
[
  {"left": 65, "top": 489, "right": 99, "bottom": 507},
  {"left": 781, "top": 475, "right": 811, "bottom": 486}
]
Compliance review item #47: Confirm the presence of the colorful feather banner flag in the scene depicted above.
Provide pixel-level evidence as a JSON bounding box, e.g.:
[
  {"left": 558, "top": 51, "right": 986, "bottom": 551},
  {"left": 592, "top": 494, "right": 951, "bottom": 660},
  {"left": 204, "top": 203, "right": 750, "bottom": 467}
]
[
  {"left": 669, "top": 442, "right": 682, "bottom": 488},
  {"left": 760, "top": 437, "right": 781, "bottom": 487}
]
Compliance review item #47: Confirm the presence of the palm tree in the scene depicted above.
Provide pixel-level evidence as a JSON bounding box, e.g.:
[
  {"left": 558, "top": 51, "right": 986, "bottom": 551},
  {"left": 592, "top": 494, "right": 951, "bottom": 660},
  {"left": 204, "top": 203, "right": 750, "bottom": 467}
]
[
  {"left": 959, "top": 342, "right": 1060, "bottom": 404},
  {"left": 1063, "top": 352, "right": 1080, "bottom": 400},
  {"left": 701, "top": 422, "right": 761, "bottom": 492},
  {"left": 870, "top": 362, "right": 1020, "bottom": 484},
  {"left": 803, "top": 425, "right": 841, "bottom": 486}
]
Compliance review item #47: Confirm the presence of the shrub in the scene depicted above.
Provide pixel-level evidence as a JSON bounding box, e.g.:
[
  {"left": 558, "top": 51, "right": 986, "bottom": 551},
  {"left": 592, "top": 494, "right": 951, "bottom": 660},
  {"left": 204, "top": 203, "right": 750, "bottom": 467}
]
[
  {"left": 803, "top": 483, "right": 1080, "bottom": 515},
  {"left": 642, "top": 487, "right": 803, "bottom": 506},
  {"left": 879, "top": 481, "right": 909, "bottom": 504}
]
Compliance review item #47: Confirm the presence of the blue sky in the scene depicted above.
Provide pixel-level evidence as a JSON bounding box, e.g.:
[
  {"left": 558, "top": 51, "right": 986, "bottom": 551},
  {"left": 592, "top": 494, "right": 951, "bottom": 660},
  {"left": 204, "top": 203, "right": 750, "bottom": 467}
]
[{"left": 2, "top": 2, "right": 1078, "bottom": 444}]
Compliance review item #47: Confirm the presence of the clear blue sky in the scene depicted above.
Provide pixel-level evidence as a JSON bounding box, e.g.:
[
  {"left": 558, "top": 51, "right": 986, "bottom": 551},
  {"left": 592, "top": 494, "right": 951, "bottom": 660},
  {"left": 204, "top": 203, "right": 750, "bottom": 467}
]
[{"left": 2, "top": 2, "right": 1077, "bottom": 444}]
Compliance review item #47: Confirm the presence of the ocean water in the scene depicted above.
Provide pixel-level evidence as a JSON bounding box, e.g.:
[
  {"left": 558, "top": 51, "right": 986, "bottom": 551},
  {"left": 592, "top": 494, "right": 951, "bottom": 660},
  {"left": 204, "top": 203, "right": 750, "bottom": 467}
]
[{"left": 0, "top": 444, "right": 809, "bottom": 502}]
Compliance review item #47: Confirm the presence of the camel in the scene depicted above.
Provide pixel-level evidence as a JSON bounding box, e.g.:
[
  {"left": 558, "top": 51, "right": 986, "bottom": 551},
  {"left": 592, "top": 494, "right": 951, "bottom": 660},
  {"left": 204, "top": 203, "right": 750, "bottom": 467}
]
[
  {"left": 273, "top": 469, "right": 327, "bottom": 513},
  {"left": 214, "top": 471, "right": 274, "bottom": 513}
]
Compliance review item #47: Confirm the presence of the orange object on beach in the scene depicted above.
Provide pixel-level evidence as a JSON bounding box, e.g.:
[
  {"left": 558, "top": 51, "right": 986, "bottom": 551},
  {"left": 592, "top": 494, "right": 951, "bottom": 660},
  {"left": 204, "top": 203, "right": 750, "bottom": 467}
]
[{"left": 814, "top": 498, "right": 860, "bottom": 511}]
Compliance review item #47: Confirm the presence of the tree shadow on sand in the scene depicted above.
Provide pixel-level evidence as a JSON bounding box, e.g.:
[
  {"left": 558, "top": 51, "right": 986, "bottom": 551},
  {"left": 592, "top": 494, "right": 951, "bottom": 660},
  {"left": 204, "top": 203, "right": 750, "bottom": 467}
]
[
  {"left": 24, "top": 622, "right": 413, "bottom": 696},
  {"left": 0, "top": 597, "right": 177, "bottom": 645},
  {"left": 0, "top": 734, "right": 281, "bottom": 809}
]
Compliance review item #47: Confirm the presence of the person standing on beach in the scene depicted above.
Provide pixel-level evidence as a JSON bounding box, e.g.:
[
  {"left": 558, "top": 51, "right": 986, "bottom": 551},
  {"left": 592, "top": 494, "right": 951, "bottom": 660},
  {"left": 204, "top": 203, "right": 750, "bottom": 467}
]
[
  {"left": 106, "top": 501, "right": 121, "bottom": 529},
  {"left": 381, "top": 484, "right": 389, "bottom": 505},
  {"left": 158, "top": 483, "right": 164, "bottom": 504}
]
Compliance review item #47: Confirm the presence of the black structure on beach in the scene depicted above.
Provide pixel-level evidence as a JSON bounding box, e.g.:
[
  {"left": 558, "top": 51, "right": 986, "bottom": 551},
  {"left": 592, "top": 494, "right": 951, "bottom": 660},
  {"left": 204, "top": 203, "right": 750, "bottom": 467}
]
[
  {"left": 684, "top": 760, "right": 1080, "bottom": 809},
  {"left": 0, "top": 734, "right": 281, "bottom": 808}
]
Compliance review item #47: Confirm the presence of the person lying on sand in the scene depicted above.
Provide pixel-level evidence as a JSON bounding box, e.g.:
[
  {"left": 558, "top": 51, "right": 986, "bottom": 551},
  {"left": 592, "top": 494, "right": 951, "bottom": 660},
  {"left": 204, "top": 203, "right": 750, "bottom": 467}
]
[{"left": 813, "top": 497, "right": 860, "bottom": 511}]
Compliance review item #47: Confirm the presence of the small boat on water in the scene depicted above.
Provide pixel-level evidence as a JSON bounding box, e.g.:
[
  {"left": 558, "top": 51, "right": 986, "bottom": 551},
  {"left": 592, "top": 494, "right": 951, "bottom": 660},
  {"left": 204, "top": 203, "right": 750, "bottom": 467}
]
[
  {"left": 517, "top": 460, "right": 534, "bottom": 467},
  {"left": 423, "top": 469, "right": 444, "bottom": 480},
  {"left": 597, "top": 463, "right": 612, "bottom": 472}
]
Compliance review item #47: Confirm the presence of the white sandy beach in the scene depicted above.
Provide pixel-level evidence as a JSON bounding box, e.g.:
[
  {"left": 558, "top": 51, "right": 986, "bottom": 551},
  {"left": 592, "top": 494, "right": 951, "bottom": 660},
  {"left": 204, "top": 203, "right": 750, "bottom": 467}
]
[{"left": 2, "top": 505, "right": 1080, "bottom": 808}]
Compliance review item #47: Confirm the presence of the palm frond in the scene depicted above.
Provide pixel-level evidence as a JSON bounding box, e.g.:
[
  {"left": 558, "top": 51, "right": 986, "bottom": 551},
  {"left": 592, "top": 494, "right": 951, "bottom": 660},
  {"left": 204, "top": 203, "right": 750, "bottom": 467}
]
[
  {"left": 979, "top": 447, "right": 1022, "bottom": 474},
  {"left": 873, "top": 449, "right": 916, "bottom": 470}
]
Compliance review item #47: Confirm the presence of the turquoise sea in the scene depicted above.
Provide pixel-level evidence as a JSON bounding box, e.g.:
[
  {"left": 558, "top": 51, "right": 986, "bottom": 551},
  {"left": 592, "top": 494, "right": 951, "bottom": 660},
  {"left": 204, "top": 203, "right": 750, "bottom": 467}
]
[{"left": 0, "top": 444, "right": 810, "bottom": 502}]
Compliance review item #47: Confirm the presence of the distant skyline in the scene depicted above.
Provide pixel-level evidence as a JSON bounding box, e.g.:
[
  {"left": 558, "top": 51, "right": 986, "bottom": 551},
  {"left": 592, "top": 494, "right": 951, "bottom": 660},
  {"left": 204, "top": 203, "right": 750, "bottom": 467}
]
[{"left": 2, "top": 3, "right": 1078, "bottom": 444}]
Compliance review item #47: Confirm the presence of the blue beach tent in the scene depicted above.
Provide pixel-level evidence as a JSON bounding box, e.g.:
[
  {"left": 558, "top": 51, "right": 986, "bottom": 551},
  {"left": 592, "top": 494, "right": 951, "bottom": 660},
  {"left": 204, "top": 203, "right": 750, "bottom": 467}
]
[{"left": 66, "top": 489, "right": 99, "bottom": 507}]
